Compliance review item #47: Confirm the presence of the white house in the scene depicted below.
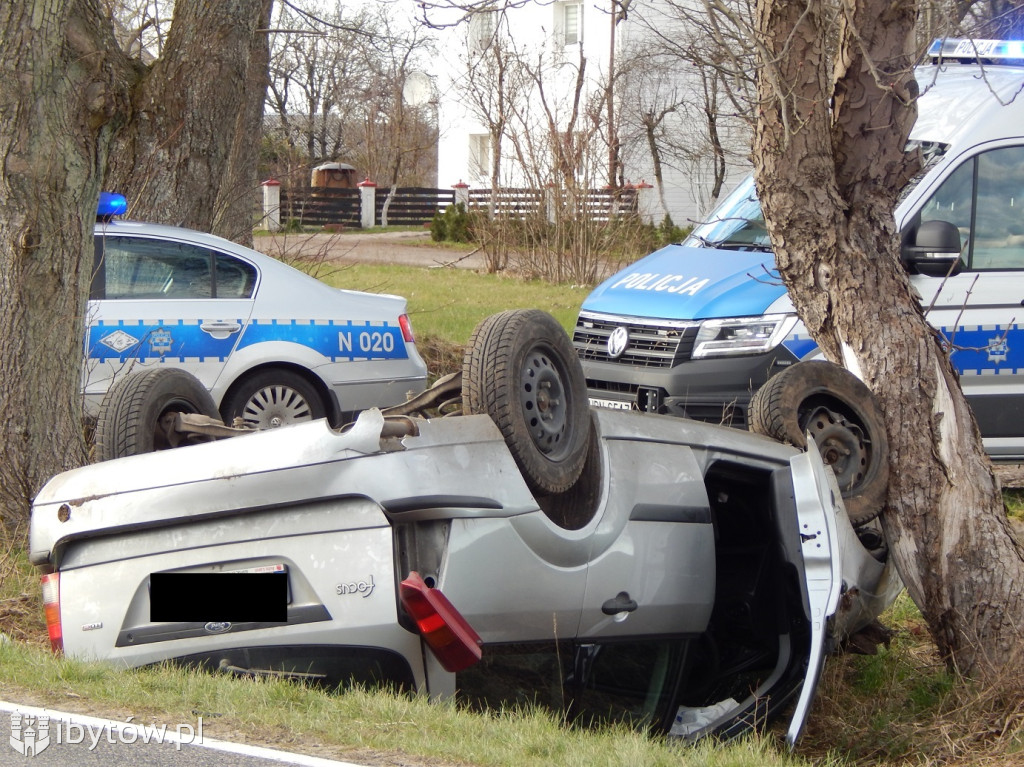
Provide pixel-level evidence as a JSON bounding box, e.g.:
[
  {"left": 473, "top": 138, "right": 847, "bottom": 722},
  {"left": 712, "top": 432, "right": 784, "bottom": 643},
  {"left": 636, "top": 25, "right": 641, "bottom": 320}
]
[{"left": 433, "top": 0, "right": 751, "bottom": 227}]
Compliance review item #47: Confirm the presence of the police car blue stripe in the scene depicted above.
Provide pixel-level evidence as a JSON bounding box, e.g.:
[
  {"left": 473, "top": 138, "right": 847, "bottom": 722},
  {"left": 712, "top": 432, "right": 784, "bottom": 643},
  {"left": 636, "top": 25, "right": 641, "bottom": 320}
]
[
  {"left": 235, "top": 319, "right": 408, "bottom": 361},
  {"left": 88, "top": 320, "right": 237, "bottom": 363}
]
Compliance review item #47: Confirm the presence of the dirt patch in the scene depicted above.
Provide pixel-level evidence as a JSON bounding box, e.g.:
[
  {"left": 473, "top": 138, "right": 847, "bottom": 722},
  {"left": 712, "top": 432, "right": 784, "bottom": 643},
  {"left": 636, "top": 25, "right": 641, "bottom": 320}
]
[
  {"left": 0, "top": 593, "right": 46, "bottom": 647},
  {"left": 254, "top": 231, "right": 488, "bottom": 271}
]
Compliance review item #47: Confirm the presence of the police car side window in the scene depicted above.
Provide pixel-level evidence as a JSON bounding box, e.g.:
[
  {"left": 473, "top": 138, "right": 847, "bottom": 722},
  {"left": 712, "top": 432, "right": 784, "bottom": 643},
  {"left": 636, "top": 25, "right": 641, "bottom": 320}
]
[
  {"left": 213, "top": 254, "right": 256, "bottom": 299},
  {"left": 100, "top": 237, "right": 213, "bottom": 299},
  {"left": 920, "top": 146, "right": 1024, "bottom": 271}
]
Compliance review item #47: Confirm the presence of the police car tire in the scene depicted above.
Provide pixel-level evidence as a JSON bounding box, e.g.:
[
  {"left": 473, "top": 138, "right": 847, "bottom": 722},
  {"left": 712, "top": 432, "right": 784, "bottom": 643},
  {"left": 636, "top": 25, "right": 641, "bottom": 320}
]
[
  {"left": 94, "top": 368, "right": 220, "bottom": 462},
  {"left": 221, "top": 369, "right": 326, "bottom": 429},
  {"left": 462, "top": 309, "right": 592, "bottom": 496},
  {"left": 748, "top": 360, "right": 889, "bottom": 526}
]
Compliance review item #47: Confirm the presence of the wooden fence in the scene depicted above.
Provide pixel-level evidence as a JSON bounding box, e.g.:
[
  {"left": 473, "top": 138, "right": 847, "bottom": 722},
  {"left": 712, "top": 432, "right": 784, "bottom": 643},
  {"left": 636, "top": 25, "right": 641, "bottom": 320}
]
[{"left": 269, "top": 184, "right": 642, "bottom": 229}]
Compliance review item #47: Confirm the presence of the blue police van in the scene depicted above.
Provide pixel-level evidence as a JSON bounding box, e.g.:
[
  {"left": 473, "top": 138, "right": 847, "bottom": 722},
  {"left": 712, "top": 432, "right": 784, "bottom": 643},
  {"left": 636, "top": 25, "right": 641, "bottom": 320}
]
[
  {"left": 85, "top": 194, "right": 427, "bottom": 430},
  {"left": 574, "top": 39, "right": 1024, "bottom": 461}
]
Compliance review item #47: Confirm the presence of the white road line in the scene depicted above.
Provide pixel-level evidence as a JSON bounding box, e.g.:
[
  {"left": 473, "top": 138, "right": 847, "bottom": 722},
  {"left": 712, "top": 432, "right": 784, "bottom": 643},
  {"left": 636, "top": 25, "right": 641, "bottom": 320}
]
[{"left": 0, "top": 699, "right": 364, "bottom": 766}]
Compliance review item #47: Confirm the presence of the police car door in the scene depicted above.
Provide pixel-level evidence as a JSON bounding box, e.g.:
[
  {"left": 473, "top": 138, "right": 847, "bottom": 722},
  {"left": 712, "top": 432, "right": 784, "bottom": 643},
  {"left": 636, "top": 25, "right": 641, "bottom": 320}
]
[
  {"left": 84, "top": 234, "right": 257, "bottom": 406},
  {"left": 909, "top": 142, "right": 1024, "bottom": 460}
]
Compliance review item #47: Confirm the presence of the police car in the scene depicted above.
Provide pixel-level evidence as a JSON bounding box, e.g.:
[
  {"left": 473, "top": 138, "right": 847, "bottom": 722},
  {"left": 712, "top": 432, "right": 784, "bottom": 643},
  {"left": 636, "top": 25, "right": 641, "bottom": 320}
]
[
  {"left": 85, "top": 194, "right": 427, "bottom": 430},
  {"left": 575, "top": 39, "right": 1024, "bottom": 461}
]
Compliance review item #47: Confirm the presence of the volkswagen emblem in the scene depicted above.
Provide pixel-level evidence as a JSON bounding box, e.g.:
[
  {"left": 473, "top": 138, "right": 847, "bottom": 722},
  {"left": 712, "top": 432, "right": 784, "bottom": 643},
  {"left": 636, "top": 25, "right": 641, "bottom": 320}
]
[{"left": 607, "top": 326, "right": 630, "bottom": 359}]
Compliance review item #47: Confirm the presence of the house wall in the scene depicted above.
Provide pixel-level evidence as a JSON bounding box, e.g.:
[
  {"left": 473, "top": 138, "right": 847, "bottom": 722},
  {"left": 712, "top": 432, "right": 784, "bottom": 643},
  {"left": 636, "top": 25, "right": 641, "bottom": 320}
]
[{"left": 435, "top": 0, "right": 752, "bottom": 227}]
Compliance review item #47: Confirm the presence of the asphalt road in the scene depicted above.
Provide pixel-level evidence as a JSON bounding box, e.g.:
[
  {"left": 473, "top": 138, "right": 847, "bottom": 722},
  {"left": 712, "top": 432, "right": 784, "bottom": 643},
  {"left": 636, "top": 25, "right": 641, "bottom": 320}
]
[{"left": 0, "top": 700, "right": 363, "bottom": 767}]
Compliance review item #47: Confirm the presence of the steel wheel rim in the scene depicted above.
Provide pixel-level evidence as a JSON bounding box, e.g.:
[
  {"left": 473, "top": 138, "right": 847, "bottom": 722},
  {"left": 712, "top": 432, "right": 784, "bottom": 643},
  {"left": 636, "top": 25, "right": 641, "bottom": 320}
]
[
  {"left": 519, "top": 346, "right": 571, "bottom": 458},
  {"left": 804, "top": 405, "right": 869, "bottom": 492}
]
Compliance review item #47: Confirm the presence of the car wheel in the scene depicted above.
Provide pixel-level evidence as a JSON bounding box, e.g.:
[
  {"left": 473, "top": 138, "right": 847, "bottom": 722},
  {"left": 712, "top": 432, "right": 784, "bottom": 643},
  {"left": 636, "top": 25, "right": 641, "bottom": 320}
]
[
  {"left": 94, "top": 368, "right": 221, "bottom": 462},
  {"left": 222, "top": 369, "right": 326, "bottom": 429},
  {"left": 748, "top": 360, "right": 889, "bottom": 526},
  {"left": 462, "top": 309, "right": 592, "bottom": 495}
]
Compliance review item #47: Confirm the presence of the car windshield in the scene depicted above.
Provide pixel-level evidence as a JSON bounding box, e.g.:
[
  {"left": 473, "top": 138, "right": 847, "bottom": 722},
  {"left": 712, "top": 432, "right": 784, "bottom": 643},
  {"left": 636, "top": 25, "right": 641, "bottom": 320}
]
[{"left": 685, "top": 176, "right": 771, "bottom": 251}]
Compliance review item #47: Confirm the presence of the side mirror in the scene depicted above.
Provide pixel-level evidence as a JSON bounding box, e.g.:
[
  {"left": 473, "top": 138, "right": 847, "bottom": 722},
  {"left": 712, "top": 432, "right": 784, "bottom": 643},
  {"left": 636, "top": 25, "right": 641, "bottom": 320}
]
[{"left": 902, "top": 220, "right": 963, "bottom": 277}]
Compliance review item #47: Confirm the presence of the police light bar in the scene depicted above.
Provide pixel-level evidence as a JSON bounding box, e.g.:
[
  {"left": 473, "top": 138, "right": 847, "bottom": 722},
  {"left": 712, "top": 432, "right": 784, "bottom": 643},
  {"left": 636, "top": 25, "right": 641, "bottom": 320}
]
[
  {"left": 928, "top": 39, "right": 1024, "bottom": 63},
  {"left": 97, "top": 192, "right": 128, "bottom": 219}
]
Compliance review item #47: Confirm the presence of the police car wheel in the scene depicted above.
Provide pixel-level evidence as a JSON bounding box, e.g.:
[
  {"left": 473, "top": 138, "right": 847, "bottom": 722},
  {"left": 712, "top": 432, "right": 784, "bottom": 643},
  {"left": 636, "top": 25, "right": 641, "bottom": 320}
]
[
  {"left": 222, "top": 369, "right": 326, "bottom": 429},
  {"left": 462, "top": 309, "right": 592, "bottom": 496},
  {"left": 748, "top": 360, "right": 889, "bottom": 526},
  {"left": 94, "top": 368, "right": 221, "bottom": 462}
]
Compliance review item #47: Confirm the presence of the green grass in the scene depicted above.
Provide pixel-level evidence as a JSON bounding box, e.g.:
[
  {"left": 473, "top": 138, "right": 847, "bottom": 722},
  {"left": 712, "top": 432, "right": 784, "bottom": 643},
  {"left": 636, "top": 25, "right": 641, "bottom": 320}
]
[
  {"left": 1004, "top": 488, "right": 1024, "bottom": 520},
  {"left": 0, "top": 636, "right": 817, "bottom": 767},
  {"left": 321, "top": 262, "right": 591, "bottom": 344}
]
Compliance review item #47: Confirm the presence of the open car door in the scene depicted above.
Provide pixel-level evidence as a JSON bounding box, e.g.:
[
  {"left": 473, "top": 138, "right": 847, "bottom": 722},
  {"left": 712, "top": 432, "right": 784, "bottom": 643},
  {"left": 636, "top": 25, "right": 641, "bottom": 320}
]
[{"left": 785, "top": 434, "right": 845, "bottom": 746}]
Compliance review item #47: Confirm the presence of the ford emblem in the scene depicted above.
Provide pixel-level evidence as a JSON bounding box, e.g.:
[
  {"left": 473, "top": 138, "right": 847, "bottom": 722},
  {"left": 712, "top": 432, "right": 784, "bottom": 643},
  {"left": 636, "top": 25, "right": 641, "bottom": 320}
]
[
  {"left": 204, "top": 621, "right": 232, "bottom": 634},
  {"left": 607, "top": 326, "right": 630, "bottom": 359}
]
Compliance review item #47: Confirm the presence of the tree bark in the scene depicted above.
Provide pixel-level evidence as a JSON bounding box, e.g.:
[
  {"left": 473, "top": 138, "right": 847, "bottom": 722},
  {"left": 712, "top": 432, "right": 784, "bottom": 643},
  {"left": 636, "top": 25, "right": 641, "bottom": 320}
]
[
  {"left": 0, "top": 0, "right": 131, "bottom": 531},
  {"left": 105, "top": 0, "right": 272, "bottom": 243},
  {"left": 753, "top": 0, "right": 1024, "bottom": 676},
  {"left": 0, "top": 0, "right": 272, "bottom": 530}
]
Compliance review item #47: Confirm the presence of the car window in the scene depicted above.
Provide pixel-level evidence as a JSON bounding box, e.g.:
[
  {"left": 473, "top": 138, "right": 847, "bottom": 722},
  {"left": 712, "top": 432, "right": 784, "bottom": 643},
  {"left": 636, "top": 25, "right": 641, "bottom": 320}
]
[
  {"left": 214, "top": 253, "right": 256, "bottom": 299},
  {"left": 919, "top": 145, "right": 1024, "bottom": 271},
  {"left": 95, "top": 237, "right": 256, "bottom": 299}
]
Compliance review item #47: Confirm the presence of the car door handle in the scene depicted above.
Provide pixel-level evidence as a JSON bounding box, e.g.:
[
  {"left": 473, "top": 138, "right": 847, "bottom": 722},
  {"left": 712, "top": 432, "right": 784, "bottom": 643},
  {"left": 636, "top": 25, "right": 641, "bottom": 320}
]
[
  {"left": 601, "top": 592, "right": 638, "bottom": 615},
  {"left": 200, "top": 321, "right": 242, "bottom": 337}
]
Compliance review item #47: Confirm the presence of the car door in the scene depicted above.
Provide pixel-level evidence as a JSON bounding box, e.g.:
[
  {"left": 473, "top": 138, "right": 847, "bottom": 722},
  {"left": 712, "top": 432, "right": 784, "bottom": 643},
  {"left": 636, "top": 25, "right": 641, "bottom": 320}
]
[
  {"left": 83, "top": 234, "right": 258, "bottom": 407},
  {"left": 910, "top": 143, "right": 1024, "bottom": 458},
  {"left": 576, "top": 439, "right": 715, "bottom": 640}
]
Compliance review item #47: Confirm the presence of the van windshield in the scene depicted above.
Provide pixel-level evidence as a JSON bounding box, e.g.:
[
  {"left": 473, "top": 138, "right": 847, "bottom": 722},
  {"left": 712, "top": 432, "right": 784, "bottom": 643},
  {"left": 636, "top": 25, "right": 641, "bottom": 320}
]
[
  {"left": 686, "top": 140, "right": 949, "bottom": 253},
  {"left": 685, "top": 176, "right": 772, "bottom": 251}
]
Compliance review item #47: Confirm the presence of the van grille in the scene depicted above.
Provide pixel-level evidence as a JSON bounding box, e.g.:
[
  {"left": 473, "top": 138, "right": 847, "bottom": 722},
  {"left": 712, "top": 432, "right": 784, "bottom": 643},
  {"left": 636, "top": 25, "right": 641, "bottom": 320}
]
[{"left": 573, "top": 312, "right": 699, "bottom": 368}]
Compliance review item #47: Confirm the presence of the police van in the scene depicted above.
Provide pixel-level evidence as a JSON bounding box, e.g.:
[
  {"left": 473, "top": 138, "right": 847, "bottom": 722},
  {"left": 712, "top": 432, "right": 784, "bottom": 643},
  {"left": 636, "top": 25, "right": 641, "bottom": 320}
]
[
  {"left": 85, "top": 194, "right": 427, "bottom": 428},
  {"left": 574, "top": 39, "right": 1024, "bottom": 461}
]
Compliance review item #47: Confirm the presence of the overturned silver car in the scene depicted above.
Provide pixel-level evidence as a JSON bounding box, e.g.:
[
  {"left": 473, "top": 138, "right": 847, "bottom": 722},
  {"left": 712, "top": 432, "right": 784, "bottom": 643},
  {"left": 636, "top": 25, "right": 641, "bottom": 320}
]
[{"left": 29, "top": 310, "right": 900, "bottom": 745}]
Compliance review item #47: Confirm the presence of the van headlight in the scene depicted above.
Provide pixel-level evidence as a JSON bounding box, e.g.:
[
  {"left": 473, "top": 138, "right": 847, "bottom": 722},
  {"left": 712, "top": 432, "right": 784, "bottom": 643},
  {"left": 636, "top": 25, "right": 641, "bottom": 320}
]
[{"left": 692, "top": 315, "right": 798, "bottom": 359}]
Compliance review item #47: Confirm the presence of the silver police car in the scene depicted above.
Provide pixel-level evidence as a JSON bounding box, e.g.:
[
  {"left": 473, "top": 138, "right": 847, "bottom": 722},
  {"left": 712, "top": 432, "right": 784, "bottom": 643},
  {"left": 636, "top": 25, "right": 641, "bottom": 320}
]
[{"left": 84, "top": 193, "right": 427, "bottom": 433}]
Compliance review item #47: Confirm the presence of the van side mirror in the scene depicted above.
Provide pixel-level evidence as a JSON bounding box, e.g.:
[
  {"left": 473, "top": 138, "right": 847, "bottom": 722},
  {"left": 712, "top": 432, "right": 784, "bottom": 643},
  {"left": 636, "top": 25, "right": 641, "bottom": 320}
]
[{"left": 902, "top": 220, "right": 963, "bottom": 277}]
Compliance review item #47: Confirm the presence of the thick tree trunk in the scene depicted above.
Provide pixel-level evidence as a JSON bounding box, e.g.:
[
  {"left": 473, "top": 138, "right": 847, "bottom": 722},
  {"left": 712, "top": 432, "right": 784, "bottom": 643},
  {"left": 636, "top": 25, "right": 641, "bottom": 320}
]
[
  {"left": 0, "top": 0, "right": 130, "bottom": 530},
  {"left": 753, "top": 0, "right": 1024, "bottom": 676},
  {"left": 105, "top": 0, "right": 272, "bottom": 244}
]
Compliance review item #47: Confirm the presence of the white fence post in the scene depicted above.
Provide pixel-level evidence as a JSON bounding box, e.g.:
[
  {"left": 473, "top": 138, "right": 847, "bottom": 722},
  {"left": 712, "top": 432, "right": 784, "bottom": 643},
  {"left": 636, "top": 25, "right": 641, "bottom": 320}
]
[
  {"left": 452, "top": 180, "right": 470, "bottom": 210},
  {"left": 358, "top": 178, "right": 377, "bottom": 229},
  {"left": 634, "top": 180, "right": 656, "bottom": 225},
  {"left": 261, "top": 179, "right": 281, "bottom": 232}
]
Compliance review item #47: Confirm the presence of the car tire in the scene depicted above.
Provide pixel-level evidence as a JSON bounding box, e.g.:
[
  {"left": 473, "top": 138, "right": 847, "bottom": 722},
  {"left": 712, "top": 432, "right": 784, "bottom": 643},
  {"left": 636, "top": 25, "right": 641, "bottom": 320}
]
[
  {"left": 94, "top": 368, "right": 221, "bottom": 462},
  {"left": 462, "top": 309, "right": 592, "bottom": 496},
  {"left": 748, "top": 360, "right": 889, "bottom": 526},
  {"left": 221, "top": 369, "right": 326, "bottom": 429}
]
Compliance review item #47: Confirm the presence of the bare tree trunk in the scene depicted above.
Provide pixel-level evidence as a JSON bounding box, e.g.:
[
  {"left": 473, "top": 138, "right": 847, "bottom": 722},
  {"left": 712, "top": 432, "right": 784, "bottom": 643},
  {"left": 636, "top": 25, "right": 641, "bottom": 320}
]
[
  {"left": 0, "top": 0, "right": 130, "bottom": 530},
  {"left": 106, "top": 0, "right": 272, "bottom": 242},
  {"left": 753, "top": 0, "right": 1024, "bottom": 676}
]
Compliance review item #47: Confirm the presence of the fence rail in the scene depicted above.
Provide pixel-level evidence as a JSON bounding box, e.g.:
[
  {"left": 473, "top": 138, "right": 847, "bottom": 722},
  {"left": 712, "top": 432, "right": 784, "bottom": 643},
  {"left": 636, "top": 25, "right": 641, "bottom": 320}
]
[
  {"left": 266, "top": 184, "right": 646, "bottom": 230},
  {"left": 375, "top": 187, "right": 455, "bottom": 226},
  {"left": 281, "top": 188, "right": 360, "bottom": 227}
]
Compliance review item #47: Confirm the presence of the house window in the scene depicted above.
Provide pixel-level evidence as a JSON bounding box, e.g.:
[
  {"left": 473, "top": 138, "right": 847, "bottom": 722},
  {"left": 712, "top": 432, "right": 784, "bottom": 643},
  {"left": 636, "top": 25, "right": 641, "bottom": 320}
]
[
  {"left": 561, "top": 3, "right": 581, "bottom": 46},
  {"left": 469, "top": 133, "right": 491, "bottom": 180},
  {"left": 470, "top": 11, "right": 495, "bottom": 51}
]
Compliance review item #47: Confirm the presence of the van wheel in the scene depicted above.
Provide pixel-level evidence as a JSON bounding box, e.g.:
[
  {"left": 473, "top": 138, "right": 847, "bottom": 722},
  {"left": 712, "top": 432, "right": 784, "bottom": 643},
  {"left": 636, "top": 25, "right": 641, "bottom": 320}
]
[
  {"left": 748, "top": 361, "right": 889, "bottom": 526},
  {"left": 221, "top": 369, "right": 326, "bottom": 429},
  {"left": 462, "top": 310, "right": 592, "bottom": 496},
  {"left": 94, "top": 368, "right": 221, "bottom": 462}
]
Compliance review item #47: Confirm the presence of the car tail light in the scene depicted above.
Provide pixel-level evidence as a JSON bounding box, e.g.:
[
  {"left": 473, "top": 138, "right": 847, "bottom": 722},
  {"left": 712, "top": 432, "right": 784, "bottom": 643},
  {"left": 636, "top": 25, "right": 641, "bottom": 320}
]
[
  {"left": 399, "top": 571, "right": 481, "bottom": 672},
  {"left": 41, "top": 573, "right": 63, "bottom": 653},
  {"left": 399, "top": 314, "right": 416, "bottom": 343}
]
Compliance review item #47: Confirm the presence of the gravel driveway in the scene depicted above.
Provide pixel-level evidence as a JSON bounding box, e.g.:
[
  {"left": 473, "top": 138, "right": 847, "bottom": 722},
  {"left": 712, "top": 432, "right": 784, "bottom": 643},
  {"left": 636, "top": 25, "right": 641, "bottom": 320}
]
[{"left": 253, "top": 230, "right": 487, "bottom": 270}]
